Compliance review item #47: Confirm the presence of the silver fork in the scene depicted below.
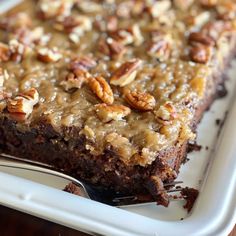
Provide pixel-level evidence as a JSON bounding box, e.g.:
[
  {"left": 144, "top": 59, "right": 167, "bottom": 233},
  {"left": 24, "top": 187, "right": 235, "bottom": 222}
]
[{"left": 0, "top": 153, "right": 183, "bottom": 206}]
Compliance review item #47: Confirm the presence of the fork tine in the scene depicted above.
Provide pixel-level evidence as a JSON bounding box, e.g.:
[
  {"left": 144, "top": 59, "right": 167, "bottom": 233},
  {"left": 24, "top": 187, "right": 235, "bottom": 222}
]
[{"left": 112, "top": 188, "right": 183, "bottom": 203}]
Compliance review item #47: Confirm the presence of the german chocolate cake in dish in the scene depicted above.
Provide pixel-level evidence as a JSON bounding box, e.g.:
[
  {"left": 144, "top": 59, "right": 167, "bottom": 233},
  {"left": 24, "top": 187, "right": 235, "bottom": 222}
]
[{"left": 0, "top": 0, "right": 236, "bottom": 206}]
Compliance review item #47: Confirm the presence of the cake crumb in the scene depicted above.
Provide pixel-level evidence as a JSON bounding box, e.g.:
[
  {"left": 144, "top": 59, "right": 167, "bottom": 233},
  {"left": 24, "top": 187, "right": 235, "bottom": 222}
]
[
  {"left": 215, "top": 119, "right": 221, "bottom": 126},
  {"left": 64, "top": 182, "right": 84, "bottom": 197},
  {"left": 188, "top": 141, "right": 202, "bottom": 152},
  {"left": 180, "top": 187, "right": 199, "bottom": 212}
]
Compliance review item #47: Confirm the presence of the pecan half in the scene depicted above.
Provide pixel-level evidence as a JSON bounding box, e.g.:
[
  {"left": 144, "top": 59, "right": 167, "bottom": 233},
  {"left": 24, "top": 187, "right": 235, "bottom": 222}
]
[
  {"left": 188, "top": 32, "right": 215, "bottom": 46},
  {"left": 95, "top": 103, "right": 131, "bottom": 122},
  {"left": 69, "top": 56, "right": 97, "bottom": 72},
  {"left": 189, "top": 45, "right": 212, "bottom": 64},
  {"left": 110, "top": 59, "right": 142, "bottom": 87},
  {"left": 37, "top": 47, "right": 62, "bottom": 63},
  {"left": 124, "top": 90, "right": 156, "bottom": 111},
  {"left": 88, "top": 76, "right": 114, "bottom": 105},
  {"left": 0, "top": 43, "right": 10, "bottom": 62},
  {"left": 60, "top": 70, "right": 90, "bottom": 91},
  {"left": 7, "top": 88, "right": 39, "bottom": 117}
]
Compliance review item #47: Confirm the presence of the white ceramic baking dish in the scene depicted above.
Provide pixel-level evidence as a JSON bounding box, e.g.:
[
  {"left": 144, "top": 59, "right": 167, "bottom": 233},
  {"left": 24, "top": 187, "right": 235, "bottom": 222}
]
[{"left": 0, "top": 1, "right": 235, "bottom": 235}]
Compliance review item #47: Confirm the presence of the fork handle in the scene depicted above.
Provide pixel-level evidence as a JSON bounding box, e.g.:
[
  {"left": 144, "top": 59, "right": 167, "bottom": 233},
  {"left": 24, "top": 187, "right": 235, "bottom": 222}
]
[{"left": 0, "top": 156, "right": 89, "bottom": 199}]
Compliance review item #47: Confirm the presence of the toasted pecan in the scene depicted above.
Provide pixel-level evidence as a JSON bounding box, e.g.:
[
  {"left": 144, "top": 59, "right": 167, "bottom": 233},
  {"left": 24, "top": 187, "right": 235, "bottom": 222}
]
[
  {"left": 95, "top": 103, "right": 131, "bottom": 122},
  {"left": 7, "top": 88, "right": 39, "bottom": 117},
  {"left": 189, "top": 45, "right": 212, "bottom": 64},
  {"left": 37, "top": 47, "right": 62, "bottom": 63},
  {"left": 88, "top": 76, "right": 114, "bottom": 105},
  {"left": 188, "top": 32, "right": 215, "bottom": 46},
  {"left": 124, "top": 90, "right": 156, "bottom": 111},
  {"left": 110, "top": 59, "right": 142, "bottom": 87}
]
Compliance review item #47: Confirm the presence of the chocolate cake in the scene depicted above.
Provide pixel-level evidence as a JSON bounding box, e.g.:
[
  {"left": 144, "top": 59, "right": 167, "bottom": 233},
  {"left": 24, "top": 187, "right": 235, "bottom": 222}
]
[{"left": 0, "top": 0, "right": 236, "bottom": 206}]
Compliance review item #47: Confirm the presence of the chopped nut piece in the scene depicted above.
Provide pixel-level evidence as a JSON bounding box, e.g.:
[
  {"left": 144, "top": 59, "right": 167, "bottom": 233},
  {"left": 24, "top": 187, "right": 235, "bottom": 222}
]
[
  {"left": 54, "top": 15, "right": 91, "bottom": 33},
  {"left": 200, "top": 0, "right": 218, "bottom": 8},
  {"left": 105, "top": 132, "right": 135, "bottom": 162},
  {"left": 0, "top": 68, "right": 9, "bottom": 88},
  {"left": 110, "top": 59, "right": 142, "bottom": 87},
  {"left": 116, "top": 1, "right": 133, "bottom": 18},
  {"left": 0, "top": 43, "right": 10, "bottom": 62},
  {"left": 188, "top": 32, "right": 215, "bottom": 46},
  {"left": 128, "top": 24, "right": 144, "bottom": 46},
  {"left": 148, "top": 0, "right": 171, "bottom": 18},
  {"left": 9, "top": 39, "right": 26, "bottom": 62},
  {"left": 94, "top": 16, "right": 118, "bottom": 32},
  {"left": 107, "top": 16, "right": 118, "bottom": 32},
  {"left": 201, "top": 21, "right": 232, "bottom": 41},
  {"left": 155, "top": 102, "right": 178, "bottom": 124},
  {"left": 77, "top": 1, "right": 102, "bottom": 13},
  {"left": 69, "top": 56, "right": 97, "bottom": 72},
  {"left": 0, "top": 68, "right": 3, "bottom": 88},
  {"left": 88, "top": 76, "right": 114, "bottom": 105},
  {"left": 60, "top": 70, "right": 90, "bottom": 91},
  {"left": 147, "top": 34, "right": 172, "bottom": 61},
  {"left": 7, "top": 88, "right": 39, "bottom": 117},
  {"left": 98, "top": 37, "right": 126, "bottom": 59},
  {"left": 189, "top": 45, "right": 212, "bottom": 64},
  {"left": 216, "top": 2, "right": 236, "bottom": 20},
  {"left": 132, "top": 1, "right": 145, "bottom": 16},
  {"left": 30, "top": 27, "right": 51, "bottom": 46},
  {"left": 173, "top": 0, "right": 194, "bottom": 10},
  {"left": 54, "top": 15, "right": 92, "bottom": 43},
  {"left": 0, "top": 12, "right": 32, "bottom": 31},
  {"left": 124, "top": 90, "right": 156, "bottom": 111},
  {"left": 37, "top": 47, "right": 62, "bottom": 63},
  {"left": 110, "top": 29, "right": 134, "bottom": 46},
  {"left": 95, "top": 103, "right": 131, "bottom": 122},
  {"left": 38, "top": 0, "right": 74, "bottom": 19},
  {"left": 79, "top": 125, "right": 95, "bottom": 140},
  {"left": 110, "top": 25, "right": 144, "bottom": 46},
  {"left": 186, "top": 12, "right": 210, "bottom": 29}
]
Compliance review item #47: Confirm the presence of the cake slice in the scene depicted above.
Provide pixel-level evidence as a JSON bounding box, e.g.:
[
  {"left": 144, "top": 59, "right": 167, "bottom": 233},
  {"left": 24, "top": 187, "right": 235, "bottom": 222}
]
[{"left": 0, "top": 0, "right": 236, "bottom": 206}]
